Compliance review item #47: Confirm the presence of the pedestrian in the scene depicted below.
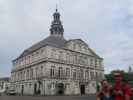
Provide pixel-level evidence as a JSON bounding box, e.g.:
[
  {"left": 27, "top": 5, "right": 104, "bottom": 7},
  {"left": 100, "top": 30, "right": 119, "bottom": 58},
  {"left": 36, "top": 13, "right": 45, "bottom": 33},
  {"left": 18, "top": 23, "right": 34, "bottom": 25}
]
[
  {"left": 96, "top": 80, "right": 113, "bottom": 100},
  {"left": 112, "top": 71, "right": 132, "bottom": 100}
]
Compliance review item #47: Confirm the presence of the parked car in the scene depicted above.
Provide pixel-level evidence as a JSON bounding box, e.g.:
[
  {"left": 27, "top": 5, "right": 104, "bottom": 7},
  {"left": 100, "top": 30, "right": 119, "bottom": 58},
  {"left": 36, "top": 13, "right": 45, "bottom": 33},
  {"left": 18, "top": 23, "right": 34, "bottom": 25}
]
[{"left": 7, "top": 89, "right": 16, "bottom": 95}]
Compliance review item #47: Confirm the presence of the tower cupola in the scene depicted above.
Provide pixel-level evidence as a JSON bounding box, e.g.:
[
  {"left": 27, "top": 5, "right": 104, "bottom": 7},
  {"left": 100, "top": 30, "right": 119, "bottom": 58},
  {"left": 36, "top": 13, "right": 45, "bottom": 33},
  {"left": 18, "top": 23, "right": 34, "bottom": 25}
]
[{"left": 50, "top": 8, "right": 64, "bottom": 37}]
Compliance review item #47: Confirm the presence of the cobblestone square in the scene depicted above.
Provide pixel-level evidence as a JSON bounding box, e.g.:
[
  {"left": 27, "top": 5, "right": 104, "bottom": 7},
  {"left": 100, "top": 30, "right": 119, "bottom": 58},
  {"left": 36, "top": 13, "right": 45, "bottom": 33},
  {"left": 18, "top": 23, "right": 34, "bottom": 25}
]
[{"left": 0, "top": 95, "right": 95, "bottom": 100}]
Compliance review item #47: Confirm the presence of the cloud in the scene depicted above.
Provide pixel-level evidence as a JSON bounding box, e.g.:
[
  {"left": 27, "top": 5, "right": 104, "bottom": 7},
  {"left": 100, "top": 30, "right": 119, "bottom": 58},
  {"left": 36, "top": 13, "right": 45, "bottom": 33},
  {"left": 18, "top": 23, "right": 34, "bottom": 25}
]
[{"left": 0, "top": 0, "right": 133, "bottom": 77}]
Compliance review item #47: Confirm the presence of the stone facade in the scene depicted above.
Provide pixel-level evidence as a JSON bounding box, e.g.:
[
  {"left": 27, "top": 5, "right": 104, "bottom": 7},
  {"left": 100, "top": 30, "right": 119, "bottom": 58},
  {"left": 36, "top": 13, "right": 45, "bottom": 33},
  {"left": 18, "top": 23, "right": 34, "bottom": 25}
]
[{"left": 11, "top": 9, "right": 104, "bottom": 95}]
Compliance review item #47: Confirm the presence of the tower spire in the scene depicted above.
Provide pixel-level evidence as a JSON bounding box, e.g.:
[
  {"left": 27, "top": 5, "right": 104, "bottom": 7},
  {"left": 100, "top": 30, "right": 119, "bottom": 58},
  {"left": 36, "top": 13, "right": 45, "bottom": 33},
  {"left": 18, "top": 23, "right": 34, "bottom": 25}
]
[
  {"left": 50, "top": 8, "right": 64, "bottom": 37},
  {"left": 56, "top": 4, "right": 58, "bottom": 12}
]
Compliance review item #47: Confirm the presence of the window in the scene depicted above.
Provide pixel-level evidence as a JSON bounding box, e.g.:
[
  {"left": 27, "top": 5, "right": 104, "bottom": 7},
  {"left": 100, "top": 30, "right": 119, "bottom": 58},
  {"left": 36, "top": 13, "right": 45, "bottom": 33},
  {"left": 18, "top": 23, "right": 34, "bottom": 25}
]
[
  {"left": 23, "top": 71, "right": 25, "bottom": 80},
  {"left": 96, "top": 72, "right": 98, "bottom": 79},
  {"left": 73, "top": 69, "right": 76, "bottom": 80},
  {"left": 77, "top": 69, "right": 80, "bottom": 79},
  {"left": 79, "top": 56, "right": 85, "bottom": 65},
  {"left": 83, "top": 46, "right": 86, "bottom": 52},
  {"left": 50, "top": 66, "right": 55, "bottom": 77},
  {"left": 59, "top": 51, "right": 63, "bottom": 60},
  {"left": 20, "top": 71, "right": 23, "bottom": 80},
  {"left": 69, "top": 55, "right": 73, "bottom": 63},
  {"left": 27, "top": 70, "right": 29, "bottom": 79},
  {"left": 75, "top": 44, "right": 79, "bottom": 50},
  {"left": 90, "top": 59, "right": 93, "bottom": 66},
  {"left": 77, "top": 56, "right": 81, "bottom": 64},
  {"left": 75, "top": 55, "right": 78, "bottom": 64},
  {"left": 28, "top": 56, "right": 31, "bottom": 63},
  {"left": 36, "top": 51, "right": 39, "bottom": 55},
  {"left": 90, "top": 71, "right": 94, "bottom": 80},
  {"left": 80, "top": 69, "right": 84, "bottom": 79},
  {"left": 99, "top": 61, "right": 102, "bottom": 67},
  {"left": 32, "top": 53, "right": 34, "bottom": 61},
  {"left": 84, "top": 56, "right": 88, "bottom": 65},
  {"left": 36, "top": 67, "right": 38, "bottom": 78},
  {"left": 21, "top": 58, "right": 23, "bottom": 65},
  {"left": 58, "top": 67, "right": 63, "bottom": 78},
  {"left": 85, "top": 70, "right": 89, "bottom": 80},
  {"left": 66, "top": 68, "right": 70, "bottom": 78},
  {"left": 41, "top": 49, "right": 44, "bottom": 53},
  {"left": 51, "top": 49, "right": 55, "bottom": 58},
  {"left": 73, "top": 44, "right": 76, "bottom": 50},
  {"left": 29, "top": 83, "right": 32, "bottom": 88},
  {"left": 99, "top": 72, "right": 103, "bottom": 79},
  {"left": 30, "top": 69, "right": 33, "bottom": 79},
  {"left": 40, "top": 66, "right": 43, "bottom": 76},
  {"left": 73, "top": 55, "right": 76, "bottom": 64},
  {"left": 66, "top": 53, "right": 69, "bottom": 62},
  {"left": 95, "top": 59, "right": 99, "bottom": 67},
  {"left": 79, "top": 45, "right": 82, "bottom": 51}
]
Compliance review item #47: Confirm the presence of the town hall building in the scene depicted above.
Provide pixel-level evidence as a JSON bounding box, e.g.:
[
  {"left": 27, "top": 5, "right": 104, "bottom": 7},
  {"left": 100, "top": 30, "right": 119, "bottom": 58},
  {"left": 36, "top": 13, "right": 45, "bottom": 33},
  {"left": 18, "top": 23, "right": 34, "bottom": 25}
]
[{"left": 11, "top": 9, "right": 104, "bottom": 95}]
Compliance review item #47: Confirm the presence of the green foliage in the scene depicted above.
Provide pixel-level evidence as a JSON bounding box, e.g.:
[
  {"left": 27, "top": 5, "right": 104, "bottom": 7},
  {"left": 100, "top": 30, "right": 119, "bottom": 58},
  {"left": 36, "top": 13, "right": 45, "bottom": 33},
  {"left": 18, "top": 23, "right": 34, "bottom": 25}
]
[
  {"left": 105, "top": 74, "right": 114, "bottom": 84},
  {"left": 105, "top": 70, "right": 133, "bottom": 85}
]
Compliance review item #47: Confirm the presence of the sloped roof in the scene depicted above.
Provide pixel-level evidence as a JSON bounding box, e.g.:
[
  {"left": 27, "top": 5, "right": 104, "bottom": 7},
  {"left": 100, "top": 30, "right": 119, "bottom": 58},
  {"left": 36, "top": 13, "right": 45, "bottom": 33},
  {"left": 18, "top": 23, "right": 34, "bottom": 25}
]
[
  {"left": 14, "top": 35, "right": 103, "bottom": 61},
  {"left": 18, "top": 35, "right": 67, "bottom": 58}
]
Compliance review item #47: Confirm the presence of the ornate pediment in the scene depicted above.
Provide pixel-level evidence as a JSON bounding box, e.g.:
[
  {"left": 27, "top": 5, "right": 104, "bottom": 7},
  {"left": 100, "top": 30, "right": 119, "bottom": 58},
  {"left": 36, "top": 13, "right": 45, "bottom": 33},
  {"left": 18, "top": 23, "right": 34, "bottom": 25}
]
[{"left": 65, "top": 39, "right": 96, "bottom": 56}]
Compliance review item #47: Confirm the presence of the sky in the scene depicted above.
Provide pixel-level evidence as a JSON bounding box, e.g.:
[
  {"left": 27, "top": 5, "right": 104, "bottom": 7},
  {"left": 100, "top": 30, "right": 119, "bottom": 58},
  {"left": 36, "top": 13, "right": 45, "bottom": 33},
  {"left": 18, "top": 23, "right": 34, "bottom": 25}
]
[{"left": 0, "top": 0, "right": 133, "bottom": 77}]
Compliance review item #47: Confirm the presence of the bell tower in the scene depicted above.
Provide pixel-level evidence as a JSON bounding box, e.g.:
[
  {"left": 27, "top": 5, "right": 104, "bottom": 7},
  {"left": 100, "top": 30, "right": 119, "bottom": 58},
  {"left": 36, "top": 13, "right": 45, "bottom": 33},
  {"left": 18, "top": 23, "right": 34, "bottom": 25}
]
[{"left": 50, "top": 8, "right": 64, "bottom": 38}]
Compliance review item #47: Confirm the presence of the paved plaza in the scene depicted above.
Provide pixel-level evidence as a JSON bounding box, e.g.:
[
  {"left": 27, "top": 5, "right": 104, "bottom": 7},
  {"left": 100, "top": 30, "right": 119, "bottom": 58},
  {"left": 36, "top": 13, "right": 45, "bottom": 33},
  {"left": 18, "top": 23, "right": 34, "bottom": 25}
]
[{"left": 0, "top": 95, "right": 95, "bottom": 100}]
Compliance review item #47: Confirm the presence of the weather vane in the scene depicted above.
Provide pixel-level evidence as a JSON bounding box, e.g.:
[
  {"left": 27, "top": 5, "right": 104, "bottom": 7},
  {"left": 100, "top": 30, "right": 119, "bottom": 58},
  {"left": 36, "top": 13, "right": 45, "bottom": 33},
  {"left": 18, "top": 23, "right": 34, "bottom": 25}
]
[{"left": 56, "top": 4, "right": 58, "bottom": 12}]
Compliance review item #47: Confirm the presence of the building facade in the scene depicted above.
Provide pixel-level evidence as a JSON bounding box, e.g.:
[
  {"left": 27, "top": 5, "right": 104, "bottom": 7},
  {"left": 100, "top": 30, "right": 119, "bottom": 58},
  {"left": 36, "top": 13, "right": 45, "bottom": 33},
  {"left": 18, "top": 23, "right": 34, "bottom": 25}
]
[
  {"left": 11, "top": 9, "right": 104, "bottom": 95},
  {"left": 0, "top": 77, "right": 10, "bottom": 93}
]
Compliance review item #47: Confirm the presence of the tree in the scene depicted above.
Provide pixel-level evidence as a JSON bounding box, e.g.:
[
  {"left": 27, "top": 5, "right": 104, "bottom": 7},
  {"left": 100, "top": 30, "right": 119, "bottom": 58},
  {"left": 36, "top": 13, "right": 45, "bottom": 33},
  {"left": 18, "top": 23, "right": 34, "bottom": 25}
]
[{"left": 105, "top": 70, "right": 129, "bottom": 84}]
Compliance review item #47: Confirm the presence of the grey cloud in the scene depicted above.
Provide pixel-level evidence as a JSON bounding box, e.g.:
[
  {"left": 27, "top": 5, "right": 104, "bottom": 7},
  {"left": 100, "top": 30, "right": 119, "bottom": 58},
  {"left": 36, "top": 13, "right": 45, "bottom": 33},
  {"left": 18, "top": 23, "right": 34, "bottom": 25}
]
[{"left": 1, "top": 0, "right": 133, "bottom": 76}]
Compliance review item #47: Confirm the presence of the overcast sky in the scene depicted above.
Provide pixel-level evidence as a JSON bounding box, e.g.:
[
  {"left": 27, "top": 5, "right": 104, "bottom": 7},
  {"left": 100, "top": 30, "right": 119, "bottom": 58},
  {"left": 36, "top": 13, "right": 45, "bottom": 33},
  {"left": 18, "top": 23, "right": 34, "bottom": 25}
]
[{"left": 0, "top": 0, "right": 133, "bottom": 77}]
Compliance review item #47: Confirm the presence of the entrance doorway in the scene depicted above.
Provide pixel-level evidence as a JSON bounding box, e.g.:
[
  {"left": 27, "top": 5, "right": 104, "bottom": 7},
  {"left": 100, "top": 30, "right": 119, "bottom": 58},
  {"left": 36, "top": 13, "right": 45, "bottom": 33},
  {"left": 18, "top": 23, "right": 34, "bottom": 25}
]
[
  {"left": 56, "top": 83, "right": 64, "bottom": 95},
  {"left": 21, "top": 85, "right": 24, "bottom": 95},
  {"left": 34, "top": 83, "right": 37, "bottom": 95},
  {"left": 80, "top": 85, "right": 85, "bottom": 95}
]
